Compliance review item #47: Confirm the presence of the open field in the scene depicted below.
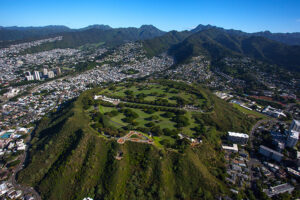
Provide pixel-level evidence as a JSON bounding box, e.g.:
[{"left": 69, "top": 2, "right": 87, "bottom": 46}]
[
  {"left": 99, "top": 82, "right": 205, "bottom": 108},
  {"left": 232, "top": 103, "right": 268, "bottom": 120}
]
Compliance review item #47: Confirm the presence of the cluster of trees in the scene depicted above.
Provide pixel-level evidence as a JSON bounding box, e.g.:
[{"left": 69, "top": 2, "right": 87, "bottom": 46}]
[
  {"left": 91, "top": 112, "right": 126, "bottom": 137},
  {"left": 120, "top": 102, "right": 186, "bottom": 115},
  {"left": 157, "top": 80, "right": 205, "bottom": 99},
  {"left": 248, "top": 97, "right": 283, "bottom": 109},
  {"left": 192, "top": 115, "right": 206, "bottom": 137},
  {"left": 102, "top": 81, "right": 207, "bottom": 110},
  {"left": 104, "top": 110, "right": 119, "bottom": 117},
  {"left": 120, "top": 108, "right": 139, "bottom": 125},
  {"left": 74, "top": 61, "right": 97, "bottom": 72},
  {"left": 108, "top": 93, "right": 178, "bottom": 107},
  {"left": 170, "top": 96, "right": 188, "bottom": 106},
  {"left": 82, "top": 96, "right": 95, "bottom": 109},
  {"left": 97, "top": 100, "right": 115, "bottom": 107},
  {"left": 92, "top": 112, "right": 110, "bottom": 128},
  {"left": 172, "top": 115, "right": 190, "bottom": 128},
  {"left": 121, "top": 69, "right": 139, "bottom": 75}
]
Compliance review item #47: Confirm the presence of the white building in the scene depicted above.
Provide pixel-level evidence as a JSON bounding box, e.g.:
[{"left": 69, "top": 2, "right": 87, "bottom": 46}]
[
  {"left": 264, "top": 183, "right": 294, "bottom": 197},
  {"left": 56, "top": 67, "right": 61, "bottom": 75},
  {"left": 262, "top": 106, "right": 286, "bottom": 118},
  {"left": 43, "top": 68, "right": 48, "bottom": 76},
  {"left": 259, "top": 145, "right": 283, "bottom": 162},
  {"left": 48, "top": 71, "right": 55, "bottom": 78},
  {"left": 289, "top": 119, "right": 300, "bottom": 132},
  {"left": 222, "top": 144, "right": 238, "bottom": 152},
  {"left": 0, "top": 182, "right": 9, "bottom": 195},
  {"left": 34, "top": 71, "right": 41, "bottom": 80},
  {"left": 4, "top": 88, "right": 20, "bottom": 98},
  {"left": 16, "top": 139, "right": 26, "bottom": 151},
  {"left": 26, "top": 75, "right": 34, "bottom": 81},
  {"left": 286, "top": 130, "right": 299, "bottom": 148},
  {"left": 227, "top": 132, "right": 249, "bottom": 145}
]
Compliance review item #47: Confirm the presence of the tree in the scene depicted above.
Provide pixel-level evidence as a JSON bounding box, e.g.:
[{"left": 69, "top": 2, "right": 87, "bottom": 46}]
[
  {"left": 162, "top": 128, "right": 173, "bottom": 136},
  {"left": 146, "top": 122, "right": 155, "bottom": 127},
  {"left": 172, "top": 115, "right": 190, "bottom": 128}
]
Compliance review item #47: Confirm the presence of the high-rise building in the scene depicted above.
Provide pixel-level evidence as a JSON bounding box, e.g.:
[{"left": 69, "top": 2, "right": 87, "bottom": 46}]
[
  {"left": 289, "top": 120, "right": 300, "bottom": 132},
  {"left": 26, "top": 75, "right": 34, "bottom": 81},
  {"left": 43, "top": 68, "right": 48, "bottom": 76},
  {"left": 286, "top": 130, "right": 299, "bottom": 148},
  {"left": 34, "top": 71, "right": 41, "bottom": 80},
  {"left": 25, "top": 71, "right": 31, "bottom": 76},
  {"left": 56, "top": 67, "right": 61, "bottom": 75},
  {"left": 48, "top": 71, "right": 55, "bottom": 78}
]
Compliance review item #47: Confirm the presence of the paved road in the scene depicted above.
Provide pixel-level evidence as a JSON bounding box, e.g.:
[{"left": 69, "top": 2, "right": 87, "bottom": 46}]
[
  {"left": 9, "top": 133, "right": 42, "bottom": 200},
  {"left": 248, "top": 118, "right": 278, "bottom": 181}
]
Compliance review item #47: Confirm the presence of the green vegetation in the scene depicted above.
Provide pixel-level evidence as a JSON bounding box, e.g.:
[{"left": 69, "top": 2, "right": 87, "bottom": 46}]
[
  {"left": 232, "top": 103, "right": 268, "bottom": 120},
  {"left": 86, "top": 80, "right": 256, "bottom": 146},
  {"left": 19, "top": 25, "right": 165, "bottom": 54},
  {"left": 144, "top": 28, "right": 300, "bottom": 73},
  {"left": 17, "top": 80, "right": 257, "bottom": 200},
  {"left": 142, "top": 30, "right": 192, "bottom": 57},
  {"left": 7, "top": 159, "right": 21, "bottom": 168},
  {"left": 121, "top": 69, "right": 139, "bottom": 75}
]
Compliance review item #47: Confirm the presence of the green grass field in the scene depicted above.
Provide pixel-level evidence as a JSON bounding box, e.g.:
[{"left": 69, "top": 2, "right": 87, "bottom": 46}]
[
  {"left": 99, "top": 83, "right": 204, "bottom": 107},
  {"left": 97, "top": 104, "right": 196, "bottom": 138},
  {"left": 232, "top": 103, "right": 268, "bottom": 120}
]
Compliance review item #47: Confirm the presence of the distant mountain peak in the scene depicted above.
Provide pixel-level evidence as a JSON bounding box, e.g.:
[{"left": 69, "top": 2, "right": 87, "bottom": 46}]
[
  {"left": 139, "top": 25, "right": 163, "bottom": 32},
  {"left": 1, "top": 25, "right": 71, "bottom": 31},
  {"left": 80, "top": 24, "right": 112, "bottom": 30},
  {"left": 140, "top": 24, "right": 156, "bottom": 28},
  {"left": 191, "top": 24, "right": 218, "bottom": 33}
]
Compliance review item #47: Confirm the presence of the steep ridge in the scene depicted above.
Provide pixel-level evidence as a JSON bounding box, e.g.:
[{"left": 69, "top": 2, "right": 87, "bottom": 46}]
[{"left": 144, "top": 28, "right": 300, "bottom": 72}]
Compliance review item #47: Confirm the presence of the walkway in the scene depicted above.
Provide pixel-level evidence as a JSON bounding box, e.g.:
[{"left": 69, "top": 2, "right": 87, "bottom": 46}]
[{"left": 117, "top": 131, "right": 153, "bottom": 144}]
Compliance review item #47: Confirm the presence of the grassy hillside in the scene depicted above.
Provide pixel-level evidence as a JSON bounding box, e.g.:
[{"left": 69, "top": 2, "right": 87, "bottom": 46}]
[{"left": 17, "top": 81, "right": 256, "bottom": 200}]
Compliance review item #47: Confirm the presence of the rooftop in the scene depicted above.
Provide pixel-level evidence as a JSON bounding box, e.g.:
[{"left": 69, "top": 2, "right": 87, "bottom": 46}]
[
  {"left": 228, "top": 132, "right": 249, "bottom": 138},
  {"left": 260, "top": 145, "right": 283, "bottom": 157},
  {"left": 222, "top": 144, "right": 238, "bottom": 152},
  {"left": 289, "top": 130, "right": 299, "bottom": 139},
  {"left": 271, "top": 183, "right": 294, "bottom": 193},
  {"left": 293, "top": 119, "right": 300, "bottom": 126}
]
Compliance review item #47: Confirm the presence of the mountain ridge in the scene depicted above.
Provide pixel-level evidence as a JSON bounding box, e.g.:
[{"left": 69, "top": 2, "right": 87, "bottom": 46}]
[
  {"left": 1, "top": 24, "right": 300, "bottom": 45},
  {"left": 142, "top": 27, "right": 300, "bottom": 72}
]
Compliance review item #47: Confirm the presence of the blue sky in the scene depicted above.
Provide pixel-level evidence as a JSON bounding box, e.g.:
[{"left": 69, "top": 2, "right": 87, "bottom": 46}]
[{"left": 0, "top": 0, "right": 300, "bottom": 33}]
